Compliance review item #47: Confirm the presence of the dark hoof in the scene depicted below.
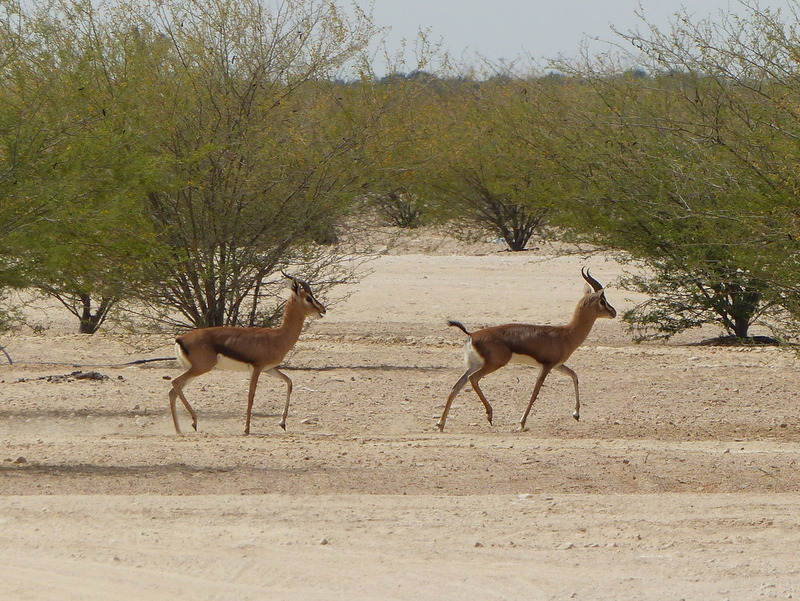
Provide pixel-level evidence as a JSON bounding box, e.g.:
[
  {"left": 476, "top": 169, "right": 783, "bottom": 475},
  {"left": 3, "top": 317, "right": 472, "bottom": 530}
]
[{"left": 573, "top": 413, "right": 580, "bottom": 421}]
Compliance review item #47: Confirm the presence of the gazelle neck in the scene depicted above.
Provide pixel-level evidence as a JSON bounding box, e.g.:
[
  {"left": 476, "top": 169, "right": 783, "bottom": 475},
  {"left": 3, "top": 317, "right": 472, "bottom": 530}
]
[
  {"left": 565, "top": 299, "right": 599, "bottom": 345},
  {"left": 277, "top": 297, "right": 307, "bottom": 340}
]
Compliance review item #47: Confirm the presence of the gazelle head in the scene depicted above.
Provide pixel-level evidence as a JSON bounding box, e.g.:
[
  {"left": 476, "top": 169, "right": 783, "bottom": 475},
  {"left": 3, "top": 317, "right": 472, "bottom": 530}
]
[
  {"left": 581, "top": 267, "right": 616, "bottom": 319},
  {"left": 282, "top": 271, "right": 327, "bottom": 318}
]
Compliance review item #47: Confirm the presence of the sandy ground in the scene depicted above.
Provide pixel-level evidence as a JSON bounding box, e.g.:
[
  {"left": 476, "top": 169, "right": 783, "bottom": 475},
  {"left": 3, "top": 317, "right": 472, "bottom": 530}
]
[{"left": 1, "top": 229, "right": 799, "bottom": 600}]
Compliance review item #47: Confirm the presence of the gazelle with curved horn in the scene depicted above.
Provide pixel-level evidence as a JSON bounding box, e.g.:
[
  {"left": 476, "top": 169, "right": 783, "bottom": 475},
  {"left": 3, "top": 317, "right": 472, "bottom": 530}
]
[
  {"left": 439, "top": 268, "right": 616, "bottom": 431},
  {"left": 168, "top": 271, "right": 326, "bottom": 435}
]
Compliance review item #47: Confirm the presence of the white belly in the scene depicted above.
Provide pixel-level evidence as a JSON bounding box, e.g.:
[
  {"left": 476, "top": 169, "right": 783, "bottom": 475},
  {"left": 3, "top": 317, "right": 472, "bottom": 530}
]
[
  {"left": 214, "top": 355, "right": 280, "bottom": 373},
  {"left": 509, "top": 353, "right": 543, "bottom": 367},
  {"left": 215, "top": 354, "right": 254, "bottom": 372}
]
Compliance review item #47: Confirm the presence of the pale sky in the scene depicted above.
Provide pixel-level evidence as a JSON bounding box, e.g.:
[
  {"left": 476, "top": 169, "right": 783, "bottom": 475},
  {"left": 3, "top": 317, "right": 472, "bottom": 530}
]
[{"left": 357, "top": 0, "right": 798, "bottom": 72}]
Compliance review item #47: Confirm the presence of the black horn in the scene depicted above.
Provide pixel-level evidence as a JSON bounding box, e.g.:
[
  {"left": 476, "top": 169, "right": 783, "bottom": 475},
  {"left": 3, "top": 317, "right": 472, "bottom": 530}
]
[
  {"left": 281, "top": 270, "right": 313, "bottom": 293},
  {"left": 581, "top": 267, "right": 604, "bottom": 292}
]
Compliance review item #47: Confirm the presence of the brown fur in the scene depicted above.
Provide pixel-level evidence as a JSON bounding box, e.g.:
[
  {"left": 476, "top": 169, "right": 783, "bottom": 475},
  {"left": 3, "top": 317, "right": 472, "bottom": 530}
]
[
  {"left": 438, "top": 270, "right": 616, "bottom": 431},
  {"left": 168, "top": 276, "right": 326, "bottom": 435}
]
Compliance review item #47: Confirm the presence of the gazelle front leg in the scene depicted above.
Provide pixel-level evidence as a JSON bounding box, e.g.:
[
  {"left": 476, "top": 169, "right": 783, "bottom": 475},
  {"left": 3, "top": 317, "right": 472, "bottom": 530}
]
[
  {"left": 244, "top": 368, "right": 263, "bottom": 435},
  {"left": 519, "top": 365, "right": 553, "bottom": 431},
  {"left": 555, "top": 364, "right": 581, "bottom": 420},
  {"left": 265, "top": 368, "right": 293, "bottom": 431}
]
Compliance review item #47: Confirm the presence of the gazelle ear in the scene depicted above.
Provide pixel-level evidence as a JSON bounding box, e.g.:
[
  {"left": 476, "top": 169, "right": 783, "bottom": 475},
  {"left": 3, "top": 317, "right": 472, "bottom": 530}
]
[{"left": 584, "top": 283, "right": 593, "bottom": 295}]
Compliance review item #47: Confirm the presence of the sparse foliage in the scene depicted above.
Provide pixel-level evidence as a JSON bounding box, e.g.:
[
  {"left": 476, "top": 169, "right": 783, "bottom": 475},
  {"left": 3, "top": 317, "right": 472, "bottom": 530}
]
[
  {"left": 552, "top": 2, "right": 800, "bottom": 339},
  {"left": 0, "top": 0, "right": 379, "bottom": 331},
  {"left": 4, "top": 0, "right": 800, "bottom": 341}
]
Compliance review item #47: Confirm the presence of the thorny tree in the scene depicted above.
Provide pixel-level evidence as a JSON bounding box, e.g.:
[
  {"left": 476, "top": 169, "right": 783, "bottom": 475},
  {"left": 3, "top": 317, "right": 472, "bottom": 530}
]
[{"left": 126, "top": 0, "right": 377, "bottom": 327}]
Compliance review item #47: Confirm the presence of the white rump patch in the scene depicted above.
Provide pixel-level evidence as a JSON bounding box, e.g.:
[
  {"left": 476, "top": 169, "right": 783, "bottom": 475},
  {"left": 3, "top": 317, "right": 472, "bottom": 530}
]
[
  {"left": 175, "top": 342, "right": 190, "bottom": 369},
  {"left": 463, "top": 340, "right": 485, "bottom": 372}
]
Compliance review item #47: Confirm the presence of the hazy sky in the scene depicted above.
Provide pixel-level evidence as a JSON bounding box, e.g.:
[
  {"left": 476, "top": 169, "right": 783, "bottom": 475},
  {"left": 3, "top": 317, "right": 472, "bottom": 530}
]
[{"left": 358, "top": 0, "right": 797, "bottom": 71}]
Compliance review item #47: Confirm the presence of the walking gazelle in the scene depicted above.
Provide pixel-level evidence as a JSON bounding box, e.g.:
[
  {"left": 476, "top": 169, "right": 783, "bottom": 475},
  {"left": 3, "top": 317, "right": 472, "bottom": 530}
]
[
  {"left": 438, "top": 268, "right": 616, "bottom": 431},
  {"left": 168, "top": 272, "right": 326, "bottom": 435}
]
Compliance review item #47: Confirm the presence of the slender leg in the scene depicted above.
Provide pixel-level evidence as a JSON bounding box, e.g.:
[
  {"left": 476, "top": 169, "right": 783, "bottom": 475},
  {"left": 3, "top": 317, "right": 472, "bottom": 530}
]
[
  {"left": 168, "top": 386, "right": 182, "bottom": 434},
  {"left": 439, "top": 360, "right": 505, "bottom": 431},
  {"left": 519, "top": 365, "right": 553, "bottom": 431},
  {"left": 468, "top": 363, "right": 504, "bottom": 425},
  {"left": 464, "top": 342, "right": 510, "bottom": 426},
  {"left": 265, "top": 368, "right": 293, "bottom": 431},
  {"left": 244, "top": 368, "right": 263, "bottom": 435},
  {"left": 438, "top": 370, "right": 472, "bottom": 431},
  {"left": 169, "top": 373, "right": 198, "bottom": 434},
  {"left": 555, "top": 364, "right": 581, "bottom": 420},
  {"left": 439, "top": 340, "right": 489, "bottom": 431}
]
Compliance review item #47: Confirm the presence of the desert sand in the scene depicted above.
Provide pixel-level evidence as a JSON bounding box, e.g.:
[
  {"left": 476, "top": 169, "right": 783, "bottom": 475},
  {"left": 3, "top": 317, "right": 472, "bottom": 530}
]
[{"left": 1, "top": 229, "right": 799, "bottom": 600}]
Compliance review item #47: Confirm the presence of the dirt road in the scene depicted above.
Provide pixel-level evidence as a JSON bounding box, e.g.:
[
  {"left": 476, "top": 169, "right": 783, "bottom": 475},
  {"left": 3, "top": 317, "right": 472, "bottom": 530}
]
[{"left": 2, "top": 230, "right": 799, "bottom": 599}]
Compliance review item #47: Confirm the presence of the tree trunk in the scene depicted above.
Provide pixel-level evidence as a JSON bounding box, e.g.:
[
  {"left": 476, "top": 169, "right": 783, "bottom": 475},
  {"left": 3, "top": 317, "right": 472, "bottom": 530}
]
[{"left": 78, "top": 295, "right": 113, "bottom": 334}]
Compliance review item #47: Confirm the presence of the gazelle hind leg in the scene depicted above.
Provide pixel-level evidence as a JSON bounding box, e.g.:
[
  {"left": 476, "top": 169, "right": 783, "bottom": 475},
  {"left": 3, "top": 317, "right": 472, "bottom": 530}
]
[
  {"left": 438, "top": 370, "right": 472, "bottom": 431},
  {"left": 438, "top": 341, "right": 485, "bottom": 431},
  {"left": 264, "top": 368, "right": 293, "bottom": 431},
  {"left": 555, "top": 364, "right": 581, "bottom": 420},
  {"left": 168, "top": 386, "right": 182, "bottom": 434},
  {"left": 169, "top": 373, "right": 198, "bottom": 434},
  {"left": 468, "top": 363, "right": 504, "bottom": 425}
]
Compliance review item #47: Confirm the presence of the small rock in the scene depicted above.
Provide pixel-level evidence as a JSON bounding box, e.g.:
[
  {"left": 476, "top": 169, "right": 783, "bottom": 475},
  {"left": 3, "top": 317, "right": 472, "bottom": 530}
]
[
  {"left": 474, "top": 542, "right": 484, "bottom": 548},
  {"left": 320, "top": 538, "right": 329, "bottom": 546},
  {"left": 13, "top": 456, "right": 27, "bottom": 464}
]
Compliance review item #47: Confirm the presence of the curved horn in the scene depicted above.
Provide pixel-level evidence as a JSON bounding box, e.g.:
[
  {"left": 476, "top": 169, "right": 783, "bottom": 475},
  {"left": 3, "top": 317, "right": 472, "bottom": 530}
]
[
  {"left": 281, "top": 270, "right": 313, "bottom": 293},
  {"left": 581, "top": 267, "right": 604, "bottom": 292}
]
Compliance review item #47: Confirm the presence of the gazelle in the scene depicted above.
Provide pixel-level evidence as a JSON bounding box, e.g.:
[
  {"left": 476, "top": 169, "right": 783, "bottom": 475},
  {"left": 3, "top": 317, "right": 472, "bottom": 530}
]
[
  {"left": 438, "top": 268, "right": 616, "bottom": 431},
  {"left": 168, "top": 272, "right": 326, "bottom": 435}
]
